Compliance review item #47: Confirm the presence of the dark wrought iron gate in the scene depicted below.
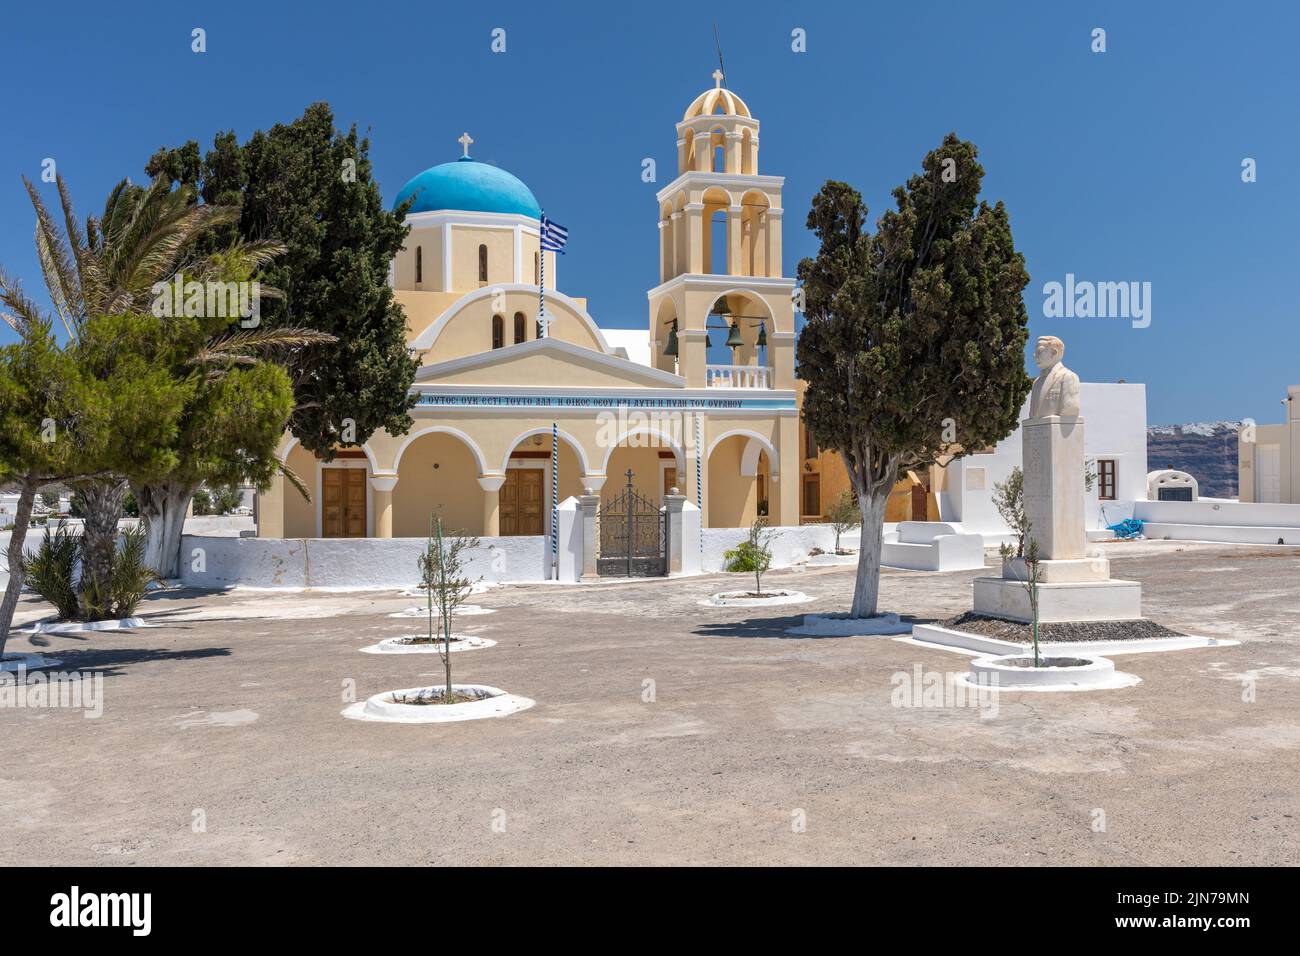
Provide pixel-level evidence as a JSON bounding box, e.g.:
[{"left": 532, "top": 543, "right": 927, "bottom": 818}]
[{"left": 597, "top": 470, "right": 667, "bottom": 577}]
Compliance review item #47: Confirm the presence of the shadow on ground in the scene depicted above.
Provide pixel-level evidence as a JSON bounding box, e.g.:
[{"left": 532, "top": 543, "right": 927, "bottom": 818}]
[
  {"left": 693, "top": 612, "right": 935, "bottom": 639},
  {"left": 34, "top": 645, "right": 231, "bottom": 676}
]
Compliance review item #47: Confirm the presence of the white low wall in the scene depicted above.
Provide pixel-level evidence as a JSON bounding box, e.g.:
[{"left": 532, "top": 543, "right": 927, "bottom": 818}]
[
  {"left": 182, "top": 515, "right": 255, "bottom": 537},
  {"left": 178, "top": 534, "right": 553, "bottom": 589},
  {"left": 0, "top": 531, "right": 35, "bottom": 591},
  {"left": 1133, "top": 499, "right": 1300, "bottom": 545},
  {"left": 703, "top": 524, "right": 839, "bottom": 573},
  {"left": 1135, "top": 499, "right": 1300, "bottom": 527}
]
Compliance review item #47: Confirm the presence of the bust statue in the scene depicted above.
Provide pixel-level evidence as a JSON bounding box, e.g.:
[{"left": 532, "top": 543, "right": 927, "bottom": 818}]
[{"left": 1028, "top": 335, "right": 1081, "bottom": 418}]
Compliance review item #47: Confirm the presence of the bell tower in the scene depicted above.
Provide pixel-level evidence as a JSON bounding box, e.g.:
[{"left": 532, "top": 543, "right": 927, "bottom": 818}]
[{"left": 647, "top": 72, "right": 795, "bottom": 392}]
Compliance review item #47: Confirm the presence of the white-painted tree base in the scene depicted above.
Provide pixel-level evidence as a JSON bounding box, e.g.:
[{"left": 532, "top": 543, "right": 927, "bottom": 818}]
[
  {"left": 24, "top": 617, "right": 151, "bottom": 635},
  {"left": 786, "top": 611, "right": 913, "bottom": 636},
  {"left": 341, "top": 684, "right": 535, "bottom": 723},
  {"left": 1, "top": 651, "right": 65, "bottom": 672},
  {"left": 955, "top": 654, "right": 1141, "bottom": 692},
  {"left": 701, "top": 590, "right": 811, "bottom": 608},
  {"left": 386, "top": 605, "right": 496, "bottom": 619},
  {"left": 908, "top": 623, "right": 1238, "bottom": 658},
  {"left": 395, "top": 581, "right": 500, "bottom": 598},
  {"left": 359, "top": 635, "right": 496, "bottom": 654}
]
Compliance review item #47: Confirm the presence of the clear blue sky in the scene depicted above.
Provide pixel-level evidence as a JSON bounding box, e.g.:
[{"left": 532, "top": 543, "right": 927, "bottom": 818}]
[{"left": 3, "top": 1, "right": 1296, "bottom": 426}]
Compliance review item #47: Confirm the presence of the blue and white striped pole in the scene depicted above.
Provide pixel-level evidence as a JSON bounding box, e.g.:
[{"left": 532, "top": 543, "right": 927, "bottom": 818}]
[
  {"left": 551, "top": 421, "right": 559, "bottom": 578},
  {"left": 538, "top": 213, "right": 568, "bottom": 340},
  {"left": 695, "top": 414, "right": 703, "bottom": 556},
  {"left": 539, "top": 210, "right": 546, "bottom": 338}
]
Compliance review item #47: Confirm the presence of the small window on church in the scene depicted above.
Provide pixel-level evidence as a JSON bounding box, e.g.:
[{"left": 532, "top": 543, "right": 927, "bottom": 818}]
[
  {"left": 534, "top": 252, "right": 540, "bottom": 285},
  {"left": 479, "top": 244, "right": 488, "bottom": 283},
  {"left": 513, "top": 312, "right": 526, "bottom": 344},
  {"left": 492, "top": 314, "right": 504, "bottom": 349},
  {"left": 415, "top": 246, "right": 422, "bottom": 284}
]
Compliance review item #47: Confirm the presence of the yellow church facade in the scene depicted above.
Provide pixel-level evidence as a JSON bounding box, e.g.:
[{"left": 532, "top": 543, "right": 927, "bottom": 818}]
[{"left": 256, "top": 77, "right": 800, "bottom": 544}]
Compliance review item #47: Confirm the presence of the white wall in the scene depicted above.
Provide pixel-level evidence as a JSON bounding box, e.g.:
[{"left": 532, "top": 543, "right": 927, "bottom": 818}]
[
  {"left": 1082, "top": 383, "right": 1148, "bottom": 528},
  {"left": 0, "top": 530, "right": 41, "bottom": 592},
  {"left": 1134, "top": 499, "right": 1300, "bottom": 544},
  {"left": 182, "top": 515, "right": 255, "bottom": 537},
  {"left": 702, "top": 524, "right": 838, "bottom": 573},
  {"left": 942, "top": 382, "right": 1148, "bottom": 541},
  {"left": 178, "top": 534, "right": 553, "bottom": 589}
]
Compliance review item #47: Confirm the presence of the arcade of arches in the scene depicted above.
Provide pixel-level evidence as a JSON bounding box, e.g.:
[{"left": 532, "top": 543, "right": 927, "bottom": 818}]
[{"left": 258, "top": 72, "right": 809, "bottom": 542}]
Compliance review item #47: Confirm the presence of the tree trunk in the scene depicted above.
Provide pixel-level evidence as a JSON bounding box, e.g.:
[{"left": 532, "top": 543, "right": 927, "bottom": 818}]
[
  {"left": 135, "top": 480, "right": 196, "bottom": 580},
  {"left": 75, "top": 476, "right": 128, "bottom": 620},
  {"left": 0, "top": 478, "right": 38, "bottom": 658},
  {"left": 849, "top": 488, "right": 889, "bottom": 619}
]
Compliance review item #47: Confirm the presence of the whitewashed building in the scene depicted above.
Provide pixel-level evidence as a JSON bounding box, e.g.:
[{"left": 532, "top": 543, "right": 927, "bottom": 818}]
[{"left": 938, "top": 382, "right": 1149, "bottom": 543}]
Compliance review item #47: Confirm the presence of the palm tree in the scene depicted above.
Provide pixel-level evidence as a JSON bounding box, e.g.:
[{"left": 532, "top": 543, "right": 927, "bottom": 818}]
[{"left": 2, "top": 174, "right": 328, "bottom": 611}]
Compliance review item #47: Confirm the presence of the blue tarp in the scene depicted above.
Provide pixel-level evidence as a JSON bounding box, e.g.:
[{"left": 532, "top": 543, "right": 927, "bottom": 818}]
[{"left": 1107, "top": 518, "right": 1145, "bottom": 540}]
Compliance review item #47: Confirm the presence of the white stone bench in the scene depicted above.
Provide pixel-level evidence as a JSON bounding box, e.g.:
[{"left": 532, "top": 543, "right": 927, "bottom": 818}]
[{"left": 881, "top": 521, "right": 986, "bottom": 572}]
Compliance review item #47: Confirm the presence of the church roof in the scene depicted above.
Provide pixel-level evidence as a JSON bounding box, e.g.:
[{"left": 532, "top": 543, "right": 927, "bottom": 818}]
[{"left": 394, "top": 156, "right": 541, "bottom": 218}]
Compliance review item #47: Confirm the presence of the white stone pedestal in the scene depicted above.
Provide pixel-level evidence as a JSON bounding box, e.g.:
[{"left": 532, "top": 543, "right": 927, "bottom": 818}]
[
  {"left": 972, "top": 576, "right": 1143, "bottom": 623},
  {"left": 1022, "top": 415, "right": 1086, "bottom": 560},
  {"left": 974, "top": 553, "right": 1142, "bottom": 623},
  {"left": 1002, "top": 555, "right": 1109, "bottom": 583}
]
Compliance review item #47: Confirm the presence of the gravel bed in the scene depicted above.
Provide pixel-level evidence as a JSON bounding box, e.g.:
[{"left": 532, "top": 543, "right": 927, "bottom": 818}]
[{"left": 939, "top": 612, "right": 1187, "bottom": 643}]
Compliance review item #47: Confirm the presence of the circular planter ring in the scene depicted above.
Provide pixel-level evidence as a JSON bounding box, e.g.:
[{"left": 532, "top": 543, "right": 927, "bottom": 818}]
[
  {"left": 359, "top": 635, "right": 496, "bottom": 654},
  {"left": 701, "top": 590, "right": 812, "bottom": 608},
  {"left": 396, "top": 582, "right": 499, "bottom": 598},
  {"left": 341, "top": 684, "right": 535, "bottom": 723},
  {"left": 1, "top": 651, "right": 65, "bottom": 672},
  {"left": 387, "top": 605, "right": 496, "bottom": 619},
  {"left": 24, "top": 617, "right": 151, "bottom": 635},
  {"left": 959, "top": 653, "right": 1141, "bottom": 692}
]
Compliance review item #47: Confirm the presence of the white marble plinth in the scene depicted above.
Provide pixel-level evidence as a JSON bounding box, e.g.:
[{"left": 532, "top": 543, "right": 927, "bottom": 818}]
[
  {"left": 1022, "top": 415, "right": 1086, "bottom": 560},
  {"left": 972, "top": 576, "right": 1143, "bottom": 623},
  {"left": 1002, "top": 556, "right": 1111, "bottom": 583}
]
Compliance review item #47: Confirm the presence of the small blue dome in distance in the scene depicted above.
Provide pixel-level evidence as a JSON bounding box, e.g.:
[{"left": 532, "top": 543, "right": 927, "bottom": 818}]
[{"left": 394, "top": 156, "right": 541, "bottom": 218}]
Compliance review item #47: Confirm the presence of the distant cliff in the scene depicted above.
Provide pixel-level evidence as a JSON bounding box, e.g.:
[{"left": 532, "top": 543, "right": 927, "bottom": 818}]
[{"left": 1147, "top": 422, "right": 1242, "bottom": 498}]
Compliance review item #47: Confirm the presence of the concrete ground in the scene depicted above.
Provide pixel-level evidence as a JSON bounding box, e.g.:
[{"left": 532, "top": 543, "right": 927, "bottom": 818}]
[{"left": 2, "top": 539, "right": 1298, "bottom": 866}]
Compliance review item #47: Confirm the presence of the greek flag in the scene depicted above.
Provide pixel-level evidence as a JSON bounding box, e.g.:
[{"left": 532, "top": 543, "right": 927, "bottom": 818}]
[{"left": 540, "top": 215, "right": 568, "bottom": 254}]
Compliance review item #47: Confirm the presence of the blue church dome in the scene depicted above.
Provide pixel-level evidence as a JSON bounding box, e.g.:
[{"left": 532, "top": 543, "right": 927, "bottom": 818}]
[{"left": 394, "top": 156, "right": 541, "bottom": 218}]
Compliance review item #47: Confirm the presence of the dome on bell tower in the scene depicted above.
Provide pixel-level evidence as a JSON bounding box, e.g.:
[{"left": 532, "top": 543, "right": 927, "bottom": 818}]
[
  {"left": 682, "top": 74, "right": 752, "bottom": 120},
  {"left": 674, "top": 71, "right": 761, "bottom": 178}
]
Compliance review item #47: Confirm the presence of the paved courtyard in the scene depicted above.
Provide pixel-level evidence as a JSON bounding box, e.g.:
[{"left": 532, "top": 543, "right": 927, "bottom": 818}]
[{"left": 3, "top": 540, "right": 1298, "bottom": 866}]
